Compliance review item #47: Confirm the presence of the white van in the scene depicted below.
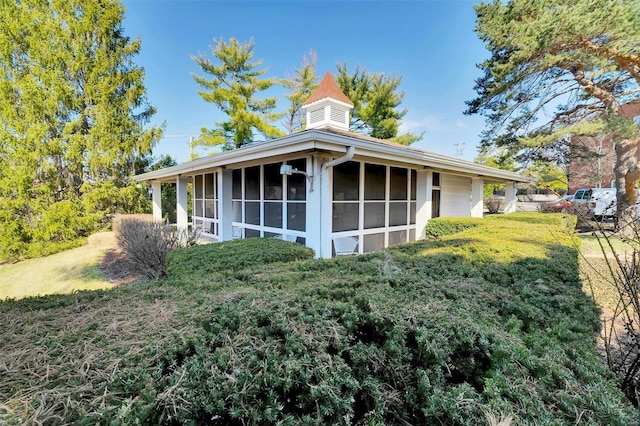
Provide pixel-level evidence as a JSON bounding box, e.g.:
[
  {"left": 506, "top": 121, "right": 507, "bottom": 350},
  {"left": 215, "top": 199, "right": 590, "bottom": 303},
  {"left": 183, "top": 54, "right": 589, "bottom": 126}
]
[{"left": 572, "top": 188, "right": 617, "bottom": 220}]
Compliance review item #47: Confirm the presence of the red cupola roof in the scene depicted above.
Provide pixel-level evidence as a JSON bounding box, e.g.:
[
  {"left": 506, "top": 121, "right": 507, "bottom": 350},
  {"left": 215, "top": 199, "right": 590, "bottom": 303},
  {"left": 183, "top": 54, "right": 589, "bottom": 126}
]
[{"left": 302, "top": 71, "right": 354, "bottom": 107}]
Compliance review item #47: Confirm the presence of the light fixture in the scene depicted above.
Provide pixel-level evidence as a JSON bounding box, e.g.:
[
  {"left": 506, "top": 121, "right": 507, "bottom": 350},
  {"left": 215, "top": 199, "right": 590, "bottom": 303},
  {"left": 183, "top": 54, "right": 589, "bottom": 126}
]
[{"left": 280, "top": 164, "right": 314, "bottom": 192}]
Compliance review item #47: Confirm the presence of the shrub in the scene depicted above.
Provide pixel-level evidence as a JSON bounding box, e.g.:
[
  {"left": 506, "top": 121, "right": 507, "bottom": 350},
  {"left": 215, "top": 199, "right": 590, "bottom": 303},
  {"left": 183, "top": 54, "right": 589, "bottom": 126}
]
[
  {"left": 485, "top": 197, "right": 503, "bottom": 214},
  {"left": 167, "top": 237, "right": 315, "bottom": 278},
  {"left": 424, "top": 217, "right": 483, "bottom": 238},
  {"left": 115, "top": 218, "right": 199, "bottom": 280},
  {"left": 112, "top": 213, "right": 155, "bottom": 234},
  {"left": 486, "top": 211, "right": 577, "bottom": 230},
  {"left": 1, "top": 223, "right": 637, "bottom": 425}
]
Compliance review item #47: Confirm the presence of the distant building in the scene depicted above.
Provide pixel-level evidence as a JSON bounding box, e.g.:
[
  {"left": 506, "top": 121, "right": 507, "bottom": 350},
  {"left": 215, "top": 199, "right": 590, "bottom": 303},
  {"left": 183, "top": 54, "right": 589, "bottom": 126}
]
[{"left": 568, "top": 102, "right": 640, "bottom": 194}]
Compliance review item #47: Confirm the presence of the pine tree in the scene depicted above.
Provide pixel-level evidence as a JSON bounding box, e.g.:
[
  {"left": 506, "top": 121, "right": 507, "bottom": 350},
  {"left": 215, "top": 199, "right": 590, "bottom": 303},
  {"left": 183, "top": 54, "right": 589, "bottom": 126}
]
[
  {"left": 282, "top": 49, "right": 318, "bottom": 134},
  {"left": 466, "top": 0, "right": 640, "bottom": 224},
  {"left": 192, "top": 38, "right": 284, "bottom": 150},
  {"left": 0, "top": 0, "right": 161, "bottom": 261},
  {"left": 335, "top": 63, "right": 423, "bottom": 145}
]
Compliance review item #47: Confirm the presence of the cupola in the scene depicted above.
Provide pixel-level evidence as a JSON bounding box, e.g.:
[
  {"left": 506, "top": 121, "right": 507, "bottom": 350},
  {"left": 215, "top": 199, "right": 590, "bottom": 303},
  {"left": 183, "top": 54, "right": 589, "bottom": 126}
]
[{"left": 302, "top": 71, "right": 354, "bottom": 131}]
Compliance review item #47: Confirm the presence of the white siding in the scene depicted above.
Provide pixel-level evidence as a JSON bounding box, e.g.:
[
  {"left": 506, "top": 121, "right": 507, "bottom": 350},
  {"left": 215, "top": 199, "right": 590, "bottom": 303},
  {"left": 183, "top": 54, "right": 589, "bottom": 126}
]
[{"left": 440, "top": 174, "right": 471, "bottom": 217}]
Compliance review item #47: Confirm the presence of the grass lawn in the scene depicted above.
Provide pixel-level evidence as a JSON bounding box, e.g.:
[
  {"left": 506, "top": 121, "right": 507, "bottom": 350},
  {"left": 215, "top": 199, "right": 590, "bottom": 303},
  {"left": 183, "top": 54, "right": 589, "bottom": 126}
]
[{"left": 0, "top": 234, "right": 114, "bottom": 300}]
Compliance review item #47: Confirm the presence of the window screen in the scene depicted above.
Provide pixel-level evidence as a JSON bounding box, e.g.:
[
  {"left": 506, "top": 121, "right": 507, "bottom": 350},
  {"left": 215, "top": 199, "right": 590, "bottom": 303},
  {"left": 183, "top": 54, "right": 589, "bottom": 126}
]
[
  {"left": 194, "top": 175, "right": 203, "bottom": 198},
  {"left": 287, "top": 203, "right": 306, "bottom": 231},
  {"left": 264, "top": 202, "right": 282, "bottom": 228},
  {"left": 363, "top": 233, "right": 385, "bottom": 253},
  {"left": 364, "top": 202, "right": 385, "bottom": 229},
  {"left": 364, "top": 164, "right": 386, "bottom": 200},
  {"left": 245, "top": 202, "right": 260, "bottom": 225},
  {"left": 204, "top": 173, "right": 215, "bottom": 199},
  {"left": 245, "top": 166, "right": 260, "bottom": 200},
  {"left": 333, "top": 161, "right": 359, "bottom": 201},
  {"left": 333, "top": 203, "right": 359, "bottom": 232},
  {"left": 232, "top": 169, "right": 242, "bottom": 199},
  {"left": 389, "top": 202, "right": 407, "bottom": 226},
  {"left": 287, "top": 159, "right": 306, "bottom": 201},
  {"left": 390, "top": 167, "right": 407, "bottom": 200},
  {"left": 264, "top": 163, "right": 283, "bottom": 200}
]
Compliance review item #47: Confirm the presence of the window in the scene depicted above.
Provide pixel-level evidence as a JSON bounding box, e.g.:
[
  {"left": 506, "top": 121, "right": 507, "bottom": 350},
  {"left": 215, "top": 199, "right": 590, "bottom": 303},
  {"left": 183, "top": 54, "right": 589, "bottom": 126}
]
[
  {"left": 333, "top": 203, "right": 359, "bottom": 232},
  {"left": 364, "top": 202, "right": 385, "bottom": 229},
  {"left": 245, "top": 166, "right": 260, "bottom": 200},
  {"left": 432, "top": 172, "right": 440, "bottom": 187},
  {"left": 287, "top": 202, "right": 306, "bottom": 231},
  {"left": 364, "top": 163, "right": 385, "bottom": 200},
  {"left": 332, "top": 161, "right": 417, "bottom": 254},
  {"left": 363, "top": 233, "right": 384, "bottom": 253},
  {"left": 287, "top": 159, "right": 307, "bottom": 201},
  {"left": 232, "top": 169, "right": 242, "bottom": 199},
  {"left": 192, "top": 172, "right": 219, "bottom": 236},
  {"left": 389, "top": 202, "right": 407, "bottom": 226},
  {"left": 264, "top": 163, "right": 283, "bottom": 200},
  {"left": 432, "top": 172, "right": 441, "bottom": 218},
  {"left": 231, "top": 160, "right": 307, "bottom": 240},
  {"left": 431, "top": 191, "right": 441, "bottom": 218},
  {"left": 333, "top": 161, "right": 359, "bottom": 201},
  {"left": 390, "top": 167, "right": 408, "bottom": 200}
]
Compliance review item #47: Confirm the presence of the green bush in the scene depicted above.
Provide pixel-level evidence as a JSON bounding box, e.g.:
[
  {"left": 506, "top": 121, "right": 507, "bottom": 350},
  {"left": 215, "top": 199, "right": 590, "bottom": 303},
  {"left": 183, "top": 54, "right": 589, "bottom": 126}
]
[
  {"left": 0, "top": 231, "right": 636, "bottom": 424},
  {"left": 424, "top": 217, "right": 483, "bottom": 238},
  {"left": 486, "top": 212, "right": 577, "bottom": 229},
  {"left": 167, "top": 238, "right": 315, "bottom": 278}
]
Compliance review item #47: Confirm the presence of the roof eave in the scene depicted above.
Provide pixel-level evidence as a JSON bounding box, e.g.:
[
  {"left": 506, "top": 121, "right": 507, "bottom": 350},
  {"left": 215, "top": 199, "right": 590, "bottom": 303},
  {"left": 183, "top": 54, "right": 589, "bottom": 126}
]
[{"left": 134, "top": 129, "right": 530, "bottom": 184}]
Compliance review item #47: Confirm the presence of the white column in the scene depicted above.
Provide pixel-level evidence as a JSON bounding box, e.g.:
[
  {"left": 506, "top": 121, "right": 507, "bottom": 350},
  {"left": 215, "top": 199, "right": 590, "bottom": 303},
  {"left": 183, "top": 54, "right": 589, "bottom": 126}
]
[
  {"left": 218, "top": 169, "right": 233, "bottom": 241},
  {"left": 471, "top": 177, "right": 484, "bottom": 218},
  {"left": 176, "top": 176, "right": 189, "bottom": 231},
  {"left": 305, "top": 155, "right": 322, "bottom": 257},
  {"left": 504, "top": 182, "right": 517, "bottom": 214},
  {"left": 319, "top": 161, "right": 333, "bottom": 258},
  {"left": 151, "top": 181, "right": 162, "bottom": 222},
  {"left": 415, "top": 169, "right": 429, "bottom": 240}
]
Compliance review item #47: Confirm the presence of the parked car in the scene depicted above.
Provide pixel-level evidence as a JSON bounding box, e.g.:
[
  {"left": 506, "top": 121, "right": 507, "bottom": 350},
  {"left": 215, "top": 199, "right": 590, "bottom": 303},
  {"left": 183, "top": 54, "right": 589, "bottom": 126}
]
[
  {"left": 541, "top": 195, "right": 574, "bottom": 212},
  {"left": 572, "top": 187, "right": 617, "bottom": 220}
]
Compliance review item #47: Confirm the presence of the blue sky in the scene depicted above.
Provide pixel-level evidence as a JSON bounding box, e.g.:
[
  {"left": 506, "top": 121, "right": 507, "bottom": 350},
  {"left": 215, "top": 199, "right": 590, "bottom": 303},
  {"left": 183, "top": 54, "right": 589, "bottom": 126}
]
[{"left": 121, "top": 0, "right": 488, "bottom": 163}]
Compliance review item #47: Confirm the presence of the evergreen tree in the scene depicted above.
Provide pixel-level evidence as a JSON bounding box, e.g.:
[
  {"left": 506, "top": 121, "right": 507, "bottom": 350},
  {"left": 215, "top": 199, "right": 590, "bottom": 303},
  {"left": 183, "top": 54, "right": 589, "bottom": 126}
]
[
  {"left": 0, "top": 0, "right": 161, "bottom": 261},
  {"left": 335, "top": 63, "right": 423, "bottom": 145},
  {"left": 192, "top": 38, "right": 284, "bottom": 150},
  {"left": 282, "top": 49, "right": 318, "bottom": 134},
  {"left": 466, "top": 0, "right": 640, "bottom": 223}
]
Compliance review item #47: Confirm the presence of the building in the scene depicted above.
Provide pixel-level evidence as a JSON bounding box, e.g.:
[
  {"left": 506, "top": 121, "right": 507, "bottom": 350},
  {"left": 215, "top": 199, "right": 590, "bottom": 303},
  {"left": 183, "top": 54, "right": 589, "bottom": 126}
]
[
  {"left": 134, "top": 72, "right": 529, "bottom": 258},
  {"left": 568, "top": 102, "right": 640, "bottom": 194}
]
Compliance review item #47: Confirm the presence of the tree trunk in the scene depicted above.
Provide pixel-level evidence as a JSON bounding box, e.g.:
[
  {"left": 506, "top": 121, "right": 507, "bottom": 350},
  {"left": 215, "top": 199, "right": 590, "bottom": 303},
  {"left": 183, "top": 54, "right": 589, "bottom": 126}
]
[{"left": 614, "top": 137, "right": 640, "bottom": 235}]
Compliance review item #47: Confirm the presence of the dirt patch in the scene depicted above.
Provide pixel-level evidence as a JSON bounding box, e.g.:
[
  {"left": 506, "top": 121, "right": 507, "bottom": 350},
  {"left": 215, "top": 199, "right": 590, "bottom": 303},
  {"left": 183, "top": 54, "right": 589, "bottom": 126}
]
[{"left": 100, "top": 248, "right": 141, "bottom": 286}]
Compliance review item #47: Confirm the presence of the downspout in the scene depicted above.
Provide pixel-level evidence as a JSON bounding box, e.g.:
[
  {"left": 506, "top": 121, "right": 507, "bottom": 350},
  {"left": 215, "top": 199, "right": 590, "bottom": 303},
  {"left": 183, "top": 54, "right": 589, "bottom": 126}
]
[
  {"left": 319, "top": 146, "right": 355, "bottom": 257},
  {"left": 321, "top": 146, "right": 355, "bottom": 171}
]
